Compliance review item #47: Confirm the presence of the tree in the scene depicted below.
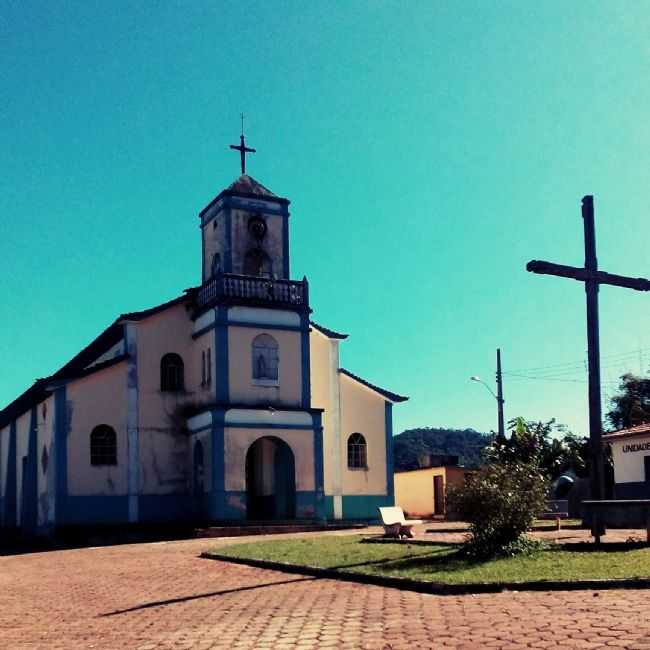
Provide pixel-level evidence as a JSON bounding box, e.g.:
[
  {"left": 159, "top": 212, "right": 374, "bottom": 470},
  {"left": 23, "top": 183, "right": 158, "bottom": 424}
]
[
  {"left": 605, "top": 373, "right": 650, "bottom": 430},
  {"left": 483, "top": 417, "right": 589, "bottom": 479}
]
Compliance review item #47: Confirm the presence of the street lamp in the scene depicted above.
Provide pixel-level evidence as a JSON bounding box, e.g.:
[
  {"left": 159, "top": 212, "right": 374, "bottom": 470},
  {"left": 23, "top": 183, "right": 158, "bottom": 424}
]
[{"left": 470, "top": 348, "right": 506, "bottom": 441}]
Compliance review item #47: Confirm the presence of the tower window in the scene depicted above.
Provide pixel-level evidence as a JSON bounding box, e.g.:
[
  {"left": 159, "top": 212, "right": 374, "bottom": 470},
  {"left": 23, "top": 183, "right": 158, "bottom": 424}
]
[
  {"left": 252, "top": 334, "right": 279, "bottom": 381},
  {"left": 161, "top": 353, "right": 184, "bottom": 391},
  {"left": 347, "top": 433, "right": 367, "bottom": 469},
  {"left": 244, "top": 249, "right": 272, "bottom": 278},
  {"left": 91, "top": 425, "right": 117, "bottom": 466}
]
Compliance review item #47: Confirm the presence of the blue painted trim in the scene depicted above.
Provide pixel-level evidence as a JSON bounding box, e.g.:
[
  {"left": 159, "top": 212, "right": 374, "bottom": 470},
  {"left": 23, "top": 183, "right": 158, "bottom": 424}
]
[
  {"left": 300, "top": 313, "right": 311, "bottom": 409},
  {"left": 224, "top": 196, "right": 287, "bottom": 216},
  {"left": 296, "top": 491, "right": 319, "bottom": 519},
  {"left": 341, "top": 495, "right": 394, "bottom": 520},
  {"left": 385, "top": 401, "right": 395, "bottom": 500},
  {"left": 220, "top": 490, "right": 320, "bottom": 521},
  {"left": 323, "top": 495, "right": 335, "bottom": 520},
  {"left": 54, "top": 386, "right": 67, "bottom": 526},
  {"left": 139, "top": 494, "right": 193, "bottom": 522},
  {"left": 63, "top": 495, "right": 129, "bottom": 525},
  {"left": 222, "top": 489, "right": 247, "bottom": 519},
  {"left": 21, "top": 407, "right": 39, "bottom": 532},
  {"left": 4, "top": 420, "right": 17, "bottom": 527},
  {"left": 312, "top": 411, "right": 325, "bottom": 520},
  {"left": 282, "top": 214, "right": 290, "bottom": 278},
  {"left": 225, "top": 422, "right": 315, "bottom": 430},
  {"left": 225, "top": 321, "right": 305, "bottom": 332},
  {"left": 224, "top": 207, "right": 233, "bottom": 272},
  {"left": 215, "top": 307, "right": 229, "bottom": 403},
  {"left": 211, "top": 410, "right": 226, "bottom": 519}
]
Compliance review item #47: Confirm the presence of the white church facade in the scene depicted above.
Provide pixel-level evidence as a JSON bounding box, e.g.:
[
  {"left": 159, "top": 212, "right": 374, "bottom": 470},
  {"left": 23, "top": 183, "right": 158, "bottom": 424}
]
[{"left": 0, "top": 168, "right": 407, "bottom": 534}]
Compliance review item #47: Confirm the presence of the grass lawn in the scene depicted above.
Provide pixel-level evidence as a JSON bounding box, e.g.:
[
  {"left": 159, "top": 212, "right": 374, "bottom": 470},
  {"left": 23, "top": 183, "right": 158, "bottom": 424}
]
[{"left": 213, "top": 535, "right": 650, "bottom": 585}]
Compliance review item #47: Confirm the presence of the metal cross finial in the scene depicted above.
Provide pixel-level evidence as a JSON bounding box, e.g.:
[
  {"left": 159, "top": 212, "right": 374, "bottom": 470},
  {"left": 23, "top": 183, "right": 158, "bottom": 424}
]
[{"left": 230, "top": 115, "right": 256, "bottom": 175}]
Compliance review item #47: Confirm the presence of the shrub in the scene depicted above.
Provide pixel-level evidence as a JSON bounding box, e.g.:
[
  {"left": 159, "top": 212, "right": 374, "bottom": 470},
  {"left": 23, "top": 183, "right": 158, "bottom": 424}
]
[{"left": 447, "top": 462, "right": 549, "bottom": 559}]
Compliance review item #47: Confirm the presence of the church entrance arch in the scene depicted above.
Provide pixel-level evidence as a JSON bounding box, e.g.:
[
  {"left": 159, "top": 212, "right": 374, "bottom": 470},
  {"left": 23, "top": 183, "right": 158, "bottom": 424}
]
[{"left": 245, "top": 436, "right": 296, "bottom": 520}]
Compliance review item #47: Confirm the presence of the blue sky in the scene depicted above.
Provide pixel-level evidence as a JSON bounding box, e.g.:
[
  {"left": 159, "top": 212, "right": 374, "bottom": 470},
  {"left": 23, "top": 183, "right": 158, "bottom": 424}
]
[{"left": 2, "top": 1, "right": 650, "bottom": 437}]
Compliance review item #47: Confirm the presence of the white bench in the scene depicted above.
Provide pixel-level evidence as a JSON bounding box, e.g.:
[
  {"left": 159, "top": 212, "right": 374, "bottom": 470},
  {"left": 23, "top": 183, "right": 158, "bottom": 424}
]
[{"left": 377, "top": 506, "right": 423, "bottom": 539}]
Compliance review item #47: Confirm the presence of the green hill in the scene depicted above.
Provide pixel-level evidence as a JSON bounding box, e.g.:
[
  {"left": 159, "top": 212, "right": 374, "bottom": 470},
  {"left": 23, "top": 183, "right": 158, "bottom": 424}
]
[{"left": 393, "top": 427, "right": 492, "bottom": 471}]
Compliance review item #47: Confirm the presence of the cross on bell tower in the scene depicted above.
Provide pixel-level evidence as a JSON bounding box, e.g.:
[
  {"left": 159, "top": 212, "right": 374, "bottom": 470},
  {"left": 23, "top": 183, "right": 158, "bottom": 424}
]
[{"left": 230, "top": 113, "right": 256, "bottom": 175}]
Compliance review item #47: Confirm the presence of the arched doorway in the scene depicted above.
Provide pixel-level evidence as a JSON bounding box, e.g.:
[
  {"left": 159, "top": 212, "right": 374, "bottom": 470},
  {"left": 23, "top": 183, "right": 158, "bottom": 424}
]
[{"left": 245, "top": 436, "right": 296, "bottom": 520}]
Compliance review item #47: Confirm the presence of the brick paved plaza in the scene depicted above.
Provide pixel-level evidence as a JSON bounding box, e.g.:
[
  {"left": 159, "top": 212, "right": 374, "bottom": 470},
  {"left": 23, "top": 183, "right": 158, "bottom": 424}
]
[{"left": 3, "top": 534, "right": 650, "bottom": 650}]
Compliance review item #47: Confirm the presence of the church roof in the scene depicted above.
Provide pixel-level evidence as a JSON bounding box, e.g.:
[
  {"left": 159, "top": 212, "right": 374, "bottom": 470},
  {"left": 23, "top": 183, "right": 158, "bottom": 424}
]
[
  {"left": 200, "top": 174, "right": 289, "bottom": 218},
  {"left": 227, "top": 174, "right": 277, "bottom": 198},
  {"left": 310, "top": 321, "right": 349, "bottom": 340},
  {"left": 339, "top": 368, "right": 409, "bottom": 403},
  {"left": 0, "top": 291, "right": 194, "bottom": 429}
]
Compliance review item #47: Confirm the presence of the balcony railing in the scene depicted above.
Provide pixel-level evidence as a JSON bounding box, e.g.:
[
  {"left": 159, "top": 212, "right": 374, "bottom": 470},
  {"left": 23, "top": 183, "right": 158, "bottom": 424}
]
[{"left": 197, "top": 273, "right": 309, "bottom": 310}]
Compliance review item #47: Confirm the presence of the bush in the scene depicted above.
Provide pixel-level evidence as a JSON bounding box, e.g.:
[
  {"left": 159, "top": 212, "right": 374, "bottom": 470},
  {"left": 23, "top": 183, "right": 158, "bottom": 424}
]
[{"left": 447, "top": 462, "right": 549, "bottom": 559}]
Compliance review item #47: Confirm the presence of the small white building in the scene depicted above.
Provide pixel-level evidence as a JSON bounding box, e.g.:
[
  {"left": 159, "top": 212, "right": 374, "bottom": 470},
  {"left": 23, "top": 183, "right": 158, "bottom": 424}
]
[{"left": 603, "top": 424, "right": 650, "bottom": 499}]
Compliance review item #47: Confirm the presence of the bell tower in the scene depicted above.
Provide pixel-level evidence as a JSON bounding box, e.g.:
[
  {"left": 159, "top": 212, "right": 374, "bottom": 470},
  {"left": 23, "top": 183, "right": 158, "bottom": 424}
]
[{"left": 199, "top": 131, "right": 291, "bottom": 283}]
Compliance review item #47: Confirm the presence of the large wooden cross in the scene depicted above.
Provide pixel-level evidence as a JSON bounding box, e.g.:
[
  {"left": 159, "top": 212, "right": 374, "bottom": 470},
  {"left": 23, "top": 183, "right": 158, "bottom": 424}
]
[{"left": 527, "top": 196, "right": 650, "bottom": 528}]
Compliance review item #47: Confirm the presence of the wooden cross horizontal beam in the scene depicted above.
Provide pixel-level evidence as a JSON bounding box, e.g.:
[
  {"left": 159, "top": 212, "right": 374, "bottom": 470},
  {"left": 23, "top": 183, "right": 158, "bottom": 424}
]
[{"left": 526, "top": 260, "right": 650, "bottom": 292}]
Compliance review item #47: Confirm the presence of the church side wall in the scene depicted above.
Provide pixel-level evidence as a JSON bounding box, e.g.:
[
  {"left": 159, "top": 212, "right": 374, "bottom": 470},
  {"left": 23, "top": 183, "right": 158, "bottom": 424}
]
[
  {"left": 135, "top": 304, "right": 199, "bottom": 521},
  {"left": 228, "top": 326, "right": 302, "bottom": 407},
  {"left": 339, "top": 374, "right": 392, "bottom": 518},
  {"left": 66, "top": 364, "right": 129, "bottom": 517}
]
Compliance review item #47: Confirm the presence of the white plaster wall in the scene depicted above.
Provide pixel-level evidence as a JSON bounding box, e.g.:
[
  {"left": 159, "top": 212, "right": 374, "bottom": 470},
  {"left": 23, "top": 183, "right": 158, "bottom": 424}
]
[
  {"left": 223, "top": 428, "right": 315, "bottom": 492},
  {"left": 228, "top": 326, "right": 302, "bottom": 406},
  {"left": 339, "top": 373, "right": 387, "bottom": 495},
  {"left": 610, "top": 436, "right": 650, "bottom": 484},
  {"left": 134, "top": 302, "right": 210, "bottom": 495},
  {"left": 66, "top": 363, "right": 129, "bottom": 496},
  {"left": 229, "top": 307, "right": 299, "bottom": 327}
]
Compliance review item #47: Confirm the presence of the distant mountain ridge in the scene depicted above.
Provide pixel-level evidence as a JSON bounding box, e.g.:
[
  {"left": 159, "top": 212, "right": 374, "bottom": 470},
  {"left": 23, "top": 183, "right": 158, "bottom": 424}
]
[{"left": 393, "top": 427, "right": 492, "bottom": 471}]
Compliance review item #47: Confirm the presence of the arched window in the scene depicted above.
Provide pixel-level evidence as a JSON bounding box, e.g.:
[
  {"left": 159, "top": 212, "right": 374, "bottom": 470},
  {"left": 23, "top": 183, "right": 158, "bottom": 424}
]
[
  {"left": 161, "top": 353, "right": 184, "bottom": 391},
  {"left": 211, "top": 253, "right": 221, "bottom": 277},
  {"left": 347, "top": 433, "right": 367, "bottom": 469},
  {"left": 252, "top": 334, "right": 279, "bottom": 381},
  {"left": 244, "top": 248, "right": 272, "bottom": 277},
  {"left": 90, "top": 425, "right": 117, "bottom": 466}
]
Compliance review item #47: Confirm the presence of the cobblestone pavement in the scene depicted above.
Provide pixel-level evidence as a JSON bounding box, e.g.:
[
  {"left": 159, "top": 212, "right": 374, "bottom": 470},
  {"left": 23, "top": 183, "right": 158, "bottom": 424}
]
[{"left": 3, "top": 536, "right": 650, "bottom": 650}]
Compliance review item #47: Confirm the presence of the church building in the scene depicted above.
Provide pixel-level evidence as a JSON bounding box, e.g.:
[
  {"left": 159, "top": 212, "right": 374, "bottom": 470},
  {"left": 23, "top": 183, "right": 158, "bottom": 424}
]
[{"left": 0, "top": 142, "right": 407, "bottom": 535}]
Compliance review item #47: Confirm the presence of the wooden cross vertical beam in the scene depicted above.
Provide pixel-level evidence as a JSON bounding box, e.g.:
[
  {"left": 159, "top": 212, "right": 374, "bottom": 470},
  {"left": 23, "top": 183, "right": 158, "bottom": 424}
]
[{"left": 582, "top": 196, "right": 605, "bottom": 515}]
